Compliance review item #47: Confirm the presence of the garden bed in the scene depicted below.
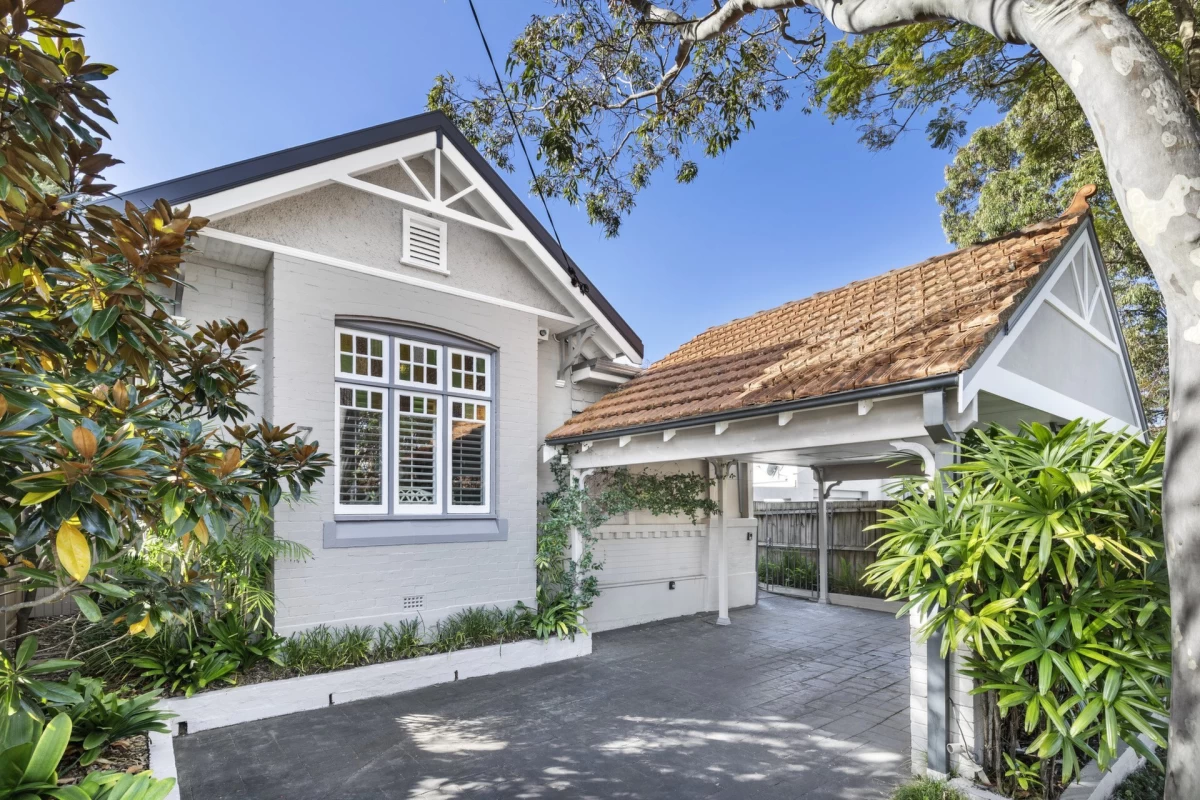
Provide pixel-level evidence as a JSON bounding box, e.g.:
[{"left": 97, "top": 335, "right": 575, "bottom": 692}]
[{"left": 154, "top": 632, "right": 591, "bottom": 735}]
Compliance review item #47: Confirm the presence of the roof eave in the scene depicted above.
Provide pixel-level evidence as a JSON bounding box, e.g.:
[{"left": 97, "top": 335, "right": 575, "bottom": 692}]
[
  {"left": 106, "top": 111, "right": 644, "bottom": 360},
  {"left": 545, "top": 372, "right": 960, "bottom": 445}
]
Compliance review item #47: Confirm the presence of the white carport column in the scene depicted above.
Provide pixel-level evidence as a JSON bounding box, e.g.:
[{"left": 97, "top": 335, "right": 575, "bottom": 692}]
[
  {"left": 709, "top": 460, "right": 733, "bottom": 626},
  {"left": 815, "top": 468, "right": 829, "bottom": 604},
  {"left": 569, "top": 468, "right": 594, "bottom": 565}
]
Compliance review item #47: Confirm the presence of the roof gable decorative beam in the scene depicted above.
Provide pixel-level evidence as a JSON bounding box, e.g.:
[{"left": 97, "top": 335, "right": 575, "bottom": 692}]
[{"left": 108, "top": 113, "right": 643, "bottom": 361}]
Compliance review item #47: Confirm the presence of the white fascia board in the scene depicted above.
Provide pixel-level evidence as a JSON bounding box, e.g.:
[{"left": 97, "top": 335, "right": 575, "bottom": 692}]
[
  {"left": 570, "top": 366, "right": 631, "bottom": 386},
  {"left": 186, "top": 133, "right": 440, "bottom": 221},
  {"left": 200, "top": 228, "right": 576, "bottom": 324},
  {"left": 569, "top": 396, "right": 928, "bottom": 470},
  {"left": 959, "top": 221, "right": 1144, "bottom": 430},
  {"left": 175, "top": 132, "right": 635, "bottom": 361},
  {"left": 959, "top": 225, "right": 1085, "bottom": 413},
  {"left": 436, "top": 144, "right": 638, "bottom": 361}
]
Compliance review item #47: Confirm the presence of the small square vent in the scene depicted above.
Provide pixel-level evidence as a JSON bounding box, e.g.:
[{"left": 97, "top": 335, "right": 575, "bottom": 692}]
[
  {"left": 401, "top": 210, "right": 448, "bottom": 273},
  {"left": 403, "top": 595, "right": 424, "bottom": 610}
]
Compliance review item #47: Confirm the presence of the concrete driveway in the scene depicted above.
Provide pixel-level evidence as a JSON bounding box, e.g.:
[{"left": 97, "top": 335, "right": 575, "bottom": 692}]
[{"left": 175, "top": 595, "right": 910, "bottom": 799}]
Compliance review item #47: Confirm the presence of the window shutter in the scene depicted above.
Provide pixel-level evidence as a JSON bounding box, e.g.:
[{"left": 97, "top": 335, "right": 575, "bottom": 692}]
[
  {"left": 449, "top": 400, "right": 488, "bottom": 511},
  {"left": 336, "top": 385, "right": 387, "bottom": 513},
  {"left": 402, "top": 210, "right": 448, "bottom": 273},
  {"left": 395, "top": 392, "right": 439, "bottom": 509}
]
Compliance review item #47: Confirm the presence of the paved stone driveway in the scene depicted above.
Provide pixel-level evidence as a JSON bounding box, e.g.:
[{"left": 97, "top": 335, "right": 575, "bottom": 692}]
[{"left": 176, "top": 595, "right": 910, "bottom": 799}]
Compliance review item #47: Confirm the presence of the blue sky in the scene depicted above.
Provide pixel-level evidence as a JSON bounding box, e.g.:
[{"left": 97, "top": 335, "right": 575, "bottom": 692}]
[{"left": 72, "top": 1, "right": 971, "bottom": 364}]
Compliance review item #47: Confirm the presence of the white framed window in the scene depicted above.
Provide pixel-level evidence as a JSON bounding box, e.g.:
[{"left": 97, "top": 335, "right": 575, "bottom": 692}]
[
  {"left": 449, "top": 399, "right": 489, "bottom": 513},
  {"left": 336, "top": 328, "right": 388, "bottom": 383},
  {"left": 395, "top": 390, "right": 441, "bottom": 512},
  {"left": 449, "top": 348, "right": 489, "bottom": 396},
  {"left": 395, "top": 337, "right": 441, "bottom": 389},
  {"left": 334, "top": 383, "right": 388, "bottom": 515},
  {"left": 401, "top": 210, "right": 449, "bottom": 274},
  {"left": 334, "top": 324, "right": 493, "bottom": 518}
]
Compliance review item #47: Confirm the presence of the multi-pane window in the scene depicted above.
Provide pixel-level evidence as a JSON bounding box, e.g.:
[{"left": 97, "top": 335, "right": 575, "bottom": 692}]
[
  {"left": 335, "top": 385, "right": 387, "bottom": 514},
  {"left": 396, "top": 392, "right": 439, "bottom": 510},
  {"left": 450, "top": 400, "right": 489, "bottom": 510},
  {"left": 396, "top": 338, "right": 440, "bottom": 388},
  {"left": 337, "top": 331, "right": 386, "bottom": 382},
  {"left": 334, "top": 326, "right": 492, "bottom": 517},
  {"left": 449, "top": 348, "right": 488, "bottom": 395}
]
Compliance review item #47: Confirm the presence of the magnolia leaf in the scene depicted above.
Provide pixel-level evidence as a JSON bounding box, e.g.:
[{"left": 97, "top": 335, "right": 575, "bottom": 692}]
[{"left": 55, "top": 520, "right": 91, "bottom": 583}]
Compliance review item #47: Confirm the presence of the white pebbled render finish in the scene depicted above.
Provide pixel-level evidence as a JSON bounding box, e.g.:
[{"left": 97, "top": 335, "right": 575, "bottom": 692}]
[{"left": 265, "top": 251, "right": 540, "bottom": 635}]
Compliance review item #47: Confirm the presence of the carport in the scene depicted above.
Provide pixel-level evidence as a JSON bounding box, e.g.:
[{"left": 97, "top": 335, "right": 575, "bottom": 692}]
[{"left": 543, "top": 194, "right": 1146, "bottom": 778}]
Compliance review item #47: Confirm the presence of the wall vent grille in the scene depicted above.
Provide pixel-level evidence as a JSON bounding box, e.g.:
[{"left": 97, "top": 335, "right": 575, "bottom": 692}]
[
  {"left": 403, "top": 595, "right": 424, "bottom": 610},
  {"left": 401, "top": 210, "right": 448, "bottom": 273}
]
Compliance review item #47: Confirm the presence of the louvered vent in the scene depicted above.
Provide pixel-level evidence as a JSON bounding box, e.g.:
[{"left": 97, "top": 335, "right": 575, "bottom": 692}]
[
  {"left": 402, "top": 210, "right": 448, "bottom": 273},
  {"left": 403, "top": 595, "right": 424, "bottom": 610}
]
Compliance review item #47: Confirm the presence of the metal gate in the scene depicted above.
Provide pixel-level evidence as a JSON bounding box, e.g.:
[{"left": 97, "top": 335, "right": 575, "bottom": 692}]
[{"left": 755, "top": 500, "right": 896, "bottom": 601}]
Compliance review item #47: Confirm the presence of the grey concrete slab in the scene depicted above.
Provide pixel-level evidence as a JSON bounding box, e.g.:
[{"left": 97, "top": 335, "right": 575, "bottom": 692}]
[{"left": 175, "top": 595, "right": 910, "bottom": 799}]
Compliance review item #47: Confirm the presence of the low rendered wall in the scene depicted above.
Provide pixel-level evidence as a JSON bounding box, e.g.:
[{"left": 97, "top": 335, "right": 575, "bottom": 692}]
[{"left": 585, "top": 518, "right": 757, "bottom": 632}]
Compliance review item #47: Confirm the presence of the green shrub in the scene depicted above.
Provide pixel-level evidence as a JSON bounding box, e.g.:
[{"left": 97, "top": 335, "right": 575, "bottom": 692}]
[
  {"left": 867, "top": 421, "right": 1169, "bottom": 794},
  {"left": 0, "top": 637, "right": 82, "bottom": 738},
  {"left": 0, "top": 713, "right": 175, "bottom": 800},
  {"left": 375, "top": 621, "right": 425, "bottom": 661},
  {"left": 122, "top": 625, "right": 238, "bottom": 698},
  {"left": 890, "top": 777, "right": 967, "bottom": 800},
  {"left": 56, "top": 675, "right": 174, "bottom": 766}
]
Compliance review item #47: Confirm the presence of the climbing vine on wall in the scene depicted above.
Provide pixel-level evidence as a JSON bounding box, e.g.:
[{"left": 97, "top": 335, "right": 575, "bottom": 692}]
[{"left": 537, "top": 456, "right": 720, "bottom": 610}]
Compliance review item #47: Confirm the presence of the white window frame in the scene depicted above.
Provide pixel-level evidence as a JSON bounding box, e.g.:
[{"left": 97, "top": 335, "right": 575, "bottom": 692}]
[
  {"left": 394, "top": 336, "right": 443, "bottom": 390},
  {"left": 333, "top": 382, "right": 390, "bottom": 516},
  {"left": 401, "top": 210, "right": 449, "bottom": 274},
  {"left": 335, "top": 327, "right": 389, "bottom": 384},
  {"left": 333, "top": 324, "right": 495, "bottom": 519},
  {"left": 447, "top": 397, "right": 490, "bottom": 514},
  {"left": 394, "top": 389, "right": 443, "bottom": 514},
  {"left": 447, "top": 348, "right": 491, "bottom": 398}
]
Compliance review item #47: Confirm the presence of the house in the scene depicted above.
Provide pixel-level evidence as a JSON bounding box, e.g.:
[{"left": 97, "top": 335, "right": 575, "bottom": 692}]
[
  {"left": 113, "top": 111, "right": 643, "bottom": 635},
  {"left": 542, "top": 185, "right": 1145, "bottom": 776}
]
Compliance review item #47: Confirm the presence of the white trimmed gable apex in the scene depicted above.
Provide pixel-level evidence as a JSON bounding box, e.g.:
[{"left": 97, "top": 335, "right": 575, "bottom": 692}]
[
  {"left": 115, "top": 116, "right": 641, "bottom": 363},
  {"left": 958, "top": 220, "right": 1147, "bottom": 432}
]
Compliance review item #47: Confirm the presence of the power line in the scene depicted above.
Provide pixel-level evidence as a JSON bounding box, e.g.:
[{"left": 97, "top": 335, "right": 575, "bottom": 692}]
[{"left": 465, "top": 0, "right": 585, "bottom": 293}]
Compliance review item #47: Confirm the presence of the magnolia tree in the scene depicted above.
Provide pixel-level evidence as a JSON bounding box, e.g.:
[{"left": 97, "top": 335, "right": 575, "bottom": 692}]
[
  {"left": 431, "top": 0, "right": 1200, "bottom": 794},
  {"left": 0, "top": 4, "right": 330, "bottom": 640}
]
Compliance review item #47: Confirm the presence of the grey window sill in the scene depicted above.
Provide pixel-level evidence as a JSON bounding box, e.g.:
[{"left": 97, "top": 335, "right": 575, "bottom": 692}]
[{"left": 322, "top": 517, "right": 508, "bottom": 548}]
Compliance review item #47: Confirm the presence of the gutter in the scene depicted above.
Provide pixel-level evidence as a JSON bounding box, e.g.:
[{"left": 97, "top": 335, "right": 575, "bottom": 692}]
[{"left": 545, "top": 373, "right": 959, "bottom": 446}]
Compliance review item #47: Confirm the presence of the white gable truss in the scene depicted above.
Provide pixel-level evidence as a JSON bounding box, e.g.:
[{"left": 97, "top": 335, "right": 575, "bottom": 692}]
[
  {"left": 958, "top": 221, "right": 1146, "bottom": 432},
  {"left": 185, "top": 130, "right": 639, "bottom": 361}
]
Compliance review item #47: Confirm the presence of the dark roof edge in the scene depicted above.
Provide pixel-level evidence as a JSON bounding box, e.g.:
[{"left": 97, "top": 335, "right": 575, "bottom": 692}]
[
  {"left": 545, "top": 373, "right": 959, "bottom": 445},
  {"left": 109, "top": 111, "right": 643, "bottom": 359}
]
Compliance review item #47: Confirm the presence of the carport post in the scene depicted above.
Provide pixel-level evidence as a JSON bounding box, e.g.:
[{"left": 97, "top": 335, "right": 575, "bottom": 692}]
[
  {"left": 814, "top": 468, "right": 829, "bottom": 604},
  {"left": 716, "top": 468, "right": 731, "bottom": 625}
]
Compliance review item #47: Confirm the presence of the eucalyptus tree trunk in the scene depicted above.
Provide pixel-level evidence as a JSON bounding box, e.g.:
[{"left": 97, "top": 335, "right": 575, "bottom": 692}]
[{"left": 800, "top": 1, "right": 1200, "bottom": 795}]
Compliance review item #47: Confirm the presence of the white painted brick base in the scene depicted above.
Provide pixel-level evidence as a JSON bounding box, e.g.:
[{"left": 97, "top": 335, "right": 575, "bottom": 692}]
[{"left": 909, "top": 611, "right": 979, "bottom": 778}]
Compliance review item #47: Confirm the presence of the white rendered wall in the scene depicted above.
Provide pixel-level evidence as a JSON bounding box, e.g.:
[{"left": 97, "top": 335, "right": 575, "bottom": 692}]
[
  {"left": 265, "top": 252, "right": 540, "bottom": 635},
  {"left": 585, "top": 460, "right": 758, "bottom": 632}
]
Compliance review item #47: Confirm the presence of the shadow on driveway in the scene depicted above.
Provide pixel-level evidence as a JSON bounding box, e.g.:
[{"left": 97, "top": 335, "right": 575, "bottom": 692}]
[{"left": 175, "top": 595, "right": 910, "bottom": 799}]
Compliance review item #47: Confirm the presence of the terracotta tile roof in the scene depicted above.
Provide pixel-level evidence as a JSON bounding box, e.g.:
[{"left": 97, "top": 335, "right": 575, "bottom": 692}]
[{"left": 547, "top": 204, "right": 1091, "bottom": 441}]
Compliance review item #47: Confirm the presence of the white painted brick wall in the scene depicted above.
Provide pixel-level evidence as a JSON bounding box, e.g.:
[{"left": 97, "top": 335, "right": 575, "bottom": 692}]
[
  {"left": 265, "top": 252, "right": 540, "bottom": 634},
  {"left": 909, "top": 611, "right": 979, "bottom": 777},
  {"left": 180, "top": 257, "right": 266, "bottom": 419}
]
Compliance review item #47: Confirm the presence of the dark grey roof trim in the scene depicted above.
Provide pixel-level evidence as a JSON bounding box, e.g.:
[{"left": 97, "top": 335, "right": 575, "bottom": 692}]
[
  {"left": 110, "top": 111, "right": 643, "bottom": 359},
  {"left": 545, "top": 373, "right": 959, "bottom": 445}
]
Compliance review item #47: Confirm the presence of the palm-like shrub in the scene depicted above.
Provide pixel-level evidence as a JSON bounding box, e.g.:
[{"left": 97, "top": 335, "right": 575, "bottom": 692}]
[{"left": 866, "top": 421, "right": 1169, "bottom": 797}]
